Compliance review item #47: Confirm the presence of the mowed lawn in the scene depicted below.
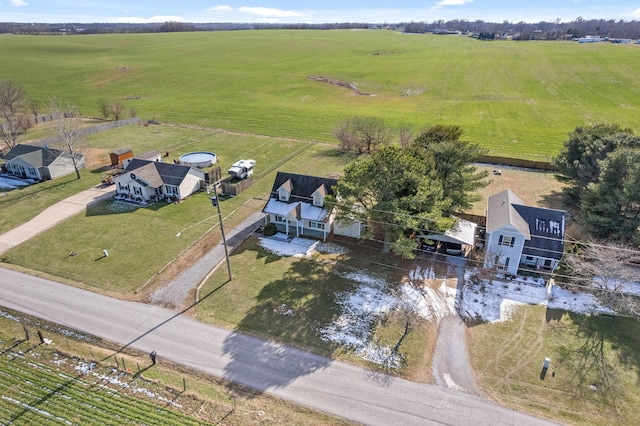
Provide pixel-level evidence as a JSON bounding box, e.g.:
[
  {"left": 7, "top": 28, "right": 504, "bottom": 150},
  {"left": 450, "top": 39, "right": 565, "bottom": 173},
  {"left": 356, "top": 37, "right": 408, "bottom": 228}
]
[
  {"left": 467, "top": 305, "right": 640, "bottom": 425},
  {"left": 2, "top": 31, "right": 640, "bottom": 159},
  {"left": 195, "top": 236, "right": 438, "bottom": 380},
  {"left": 0, "top": 125, "right": 351, "bottom": 293}
]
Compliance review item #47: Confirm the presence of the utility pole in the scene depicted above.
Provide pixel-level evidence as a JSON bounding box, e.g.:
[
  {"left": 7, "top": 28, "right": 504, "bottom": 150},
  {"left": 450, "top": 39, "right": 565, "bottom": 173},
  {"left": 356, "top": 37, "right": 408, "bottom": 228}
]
[{"left": 211, "top": 190, "right": 232, "bottom": 281}]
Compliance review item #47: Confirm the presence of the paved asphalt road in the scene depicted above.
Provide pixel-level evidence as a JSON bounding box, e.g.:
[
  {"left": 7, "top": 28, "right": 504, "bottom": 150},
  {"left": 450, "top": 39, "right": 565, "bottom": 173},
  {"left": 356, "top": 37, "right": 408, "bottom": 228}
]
[{"left": 0, "top": 267, "right": 557, "bottom": 426}]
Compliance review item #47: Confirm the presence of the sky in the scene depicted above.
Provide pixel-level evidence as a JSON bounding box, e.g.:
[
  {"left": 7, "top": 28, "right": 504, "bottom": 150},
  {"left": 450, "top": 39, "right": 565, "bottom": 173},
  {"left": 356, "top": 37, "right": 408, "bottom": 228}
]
[{"left": 1, "top": 0, "right": 640, "bottom": 24}]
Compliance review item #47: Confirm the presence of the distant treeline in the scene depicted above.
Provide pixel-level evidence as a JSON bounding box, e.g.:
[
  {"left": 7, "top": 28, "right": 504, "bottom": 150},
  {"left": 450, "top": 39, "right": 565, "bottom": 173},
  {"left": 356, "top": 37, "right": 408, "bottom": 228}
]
[
  {"left": 403, "top": 18, "right": 640, "bottom": 40},
  {"left": 1, "top": 18, "right": 640, "bottom": 39},
  {"left": 0, "top": 21, "right": 372, "bottom": 35}
]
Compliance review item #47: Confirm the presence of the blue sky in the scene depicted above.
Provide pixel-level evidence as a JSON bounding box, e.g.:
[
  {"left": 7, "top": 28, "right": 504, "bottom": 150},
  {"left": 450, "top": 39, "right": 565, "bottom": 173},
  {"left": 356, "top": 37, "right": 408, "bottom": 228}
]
[{"left": 2, "top": 1, "right": 640, "bottom": 24}]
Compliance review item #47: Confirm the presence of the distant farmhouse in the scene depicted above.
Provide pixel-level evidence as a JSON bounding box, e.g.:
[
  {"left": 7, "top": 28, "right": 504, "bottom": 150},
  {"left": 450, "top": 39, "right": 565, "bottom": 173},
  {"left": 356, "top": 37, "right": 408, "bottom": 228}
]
[
  {"left": 483, "top": 190, "right": 565, "bottom": 275},
  {"left": 2, "top": 144, "right": 84, "bottom": 181},
  {"left": 262, "top": 172, "right": 363, "bottom": 241},
  {"left": 113, "top": 159, "right": 205, "bottom": 203}
]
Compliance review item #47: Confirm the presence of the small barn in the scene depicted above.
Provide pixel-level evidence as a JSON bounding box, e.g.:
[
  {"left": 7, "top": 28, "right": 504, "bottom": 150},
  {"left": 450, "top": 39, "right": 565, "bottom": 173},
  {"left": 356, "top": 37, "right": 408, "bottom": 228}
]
[{"left": 109, "top": 148, "right": 133, "bottom": 166}]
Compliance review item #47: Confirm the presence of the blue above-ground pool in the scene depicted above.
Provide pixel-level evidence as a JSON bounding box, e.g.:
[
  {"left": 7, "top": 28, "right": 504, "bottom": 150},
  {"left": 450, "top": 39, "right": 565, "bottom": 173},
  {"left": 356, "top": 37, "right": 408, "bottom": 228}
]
[{"left": 178, "top": 152, "right": 217, "bottom": 168}]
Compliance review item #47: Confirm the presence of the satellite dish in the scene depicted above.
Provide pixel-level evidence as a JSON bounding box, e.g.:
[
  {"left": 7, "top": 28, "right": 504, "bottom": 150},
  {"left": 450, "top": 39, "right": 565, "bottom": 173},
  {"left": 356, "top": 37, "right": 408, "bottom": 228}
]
[{"left": 130, "top": 173, "right": 136, "bottom": 180}]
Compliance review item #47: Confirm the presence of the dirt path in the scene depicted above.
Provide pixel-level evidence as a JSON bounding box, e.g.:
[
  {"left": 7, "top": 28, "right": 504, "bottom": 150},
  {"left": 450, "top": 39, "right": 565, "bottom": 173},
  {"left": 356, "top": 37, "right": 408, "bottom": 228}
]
[{"left": 431, "top": 256, "right": 484, "bottom": 396}]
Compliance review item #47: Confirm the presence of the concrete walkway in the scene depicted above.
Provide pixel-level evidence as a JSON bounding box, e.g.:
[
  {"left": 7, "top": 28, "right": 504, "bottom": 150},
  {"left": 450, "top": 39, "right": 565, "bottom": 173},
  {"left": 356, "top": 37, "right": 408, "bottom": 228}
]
[{"left": 0, "top": 183, "right": 116, "bottom": 255}]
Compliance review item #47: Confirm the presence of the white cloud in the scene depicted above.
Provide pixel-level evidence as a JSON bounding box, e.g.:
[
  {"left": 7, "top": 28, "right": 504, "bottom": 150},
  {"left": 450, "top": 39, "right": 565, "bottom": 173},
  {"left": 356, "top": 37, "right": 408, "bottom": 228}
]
[
  {"left": 436, "top": 0, "right": 474, "bottom": 6},
  {"left": 237, "top": 7, "right": 304, "bottom": 18},
  {"left": 206, "top": 5, "right": 233, "bottom": 13},
  {"left": 9, "top": 0, "right": 28, "bottom": 6}
]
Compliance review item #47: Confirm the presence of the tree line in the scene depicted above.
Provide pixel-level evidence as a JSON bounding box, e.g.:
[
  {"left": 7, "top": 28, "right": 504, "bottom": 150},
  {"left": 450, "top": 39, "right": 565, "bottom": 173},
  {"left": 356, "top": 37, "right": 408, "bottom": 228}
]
[
  {"left": 2, "top": 18, "right": 639, "bottom": 39},
  {"left": 402, "top": 18, "right": 640, "bottom": 40}
]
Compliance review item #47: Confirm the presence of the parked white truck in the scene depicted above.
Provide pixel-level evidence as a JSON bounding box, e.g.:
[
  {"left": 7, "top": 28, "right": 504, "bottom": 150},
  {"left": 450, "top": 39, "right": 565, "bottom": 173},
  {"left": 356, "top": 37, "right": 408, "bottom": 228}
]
[{"left": 228, "top": 159, "right": 256, "bottom": 179}]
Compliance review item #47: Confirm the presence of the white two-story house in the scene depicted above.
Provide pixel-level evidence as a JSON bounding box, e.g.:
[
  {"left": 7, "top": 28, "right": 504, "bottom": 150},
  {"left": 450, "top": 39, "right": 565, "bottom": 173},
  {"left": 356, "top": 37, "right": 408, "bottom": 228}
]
[
  {"left": 262, "top": 172, "right": 340, "bottom": 241},
  {"left": 484, "top": 190, "right": 565, "bottom": 275}
]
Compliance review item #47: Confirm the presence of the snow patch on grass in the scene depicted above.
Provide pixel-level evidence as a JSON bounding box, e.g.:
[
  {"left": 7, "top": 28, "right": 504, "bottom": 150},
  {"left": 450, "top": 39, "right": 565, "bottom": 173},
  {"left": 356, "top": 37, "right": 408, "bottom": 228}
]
[
  {"left": 258, "top": 236, "right": 318, "bottom": 257},
  {"left": 461, "top": 273, "right": 615, "bottom": 322}
]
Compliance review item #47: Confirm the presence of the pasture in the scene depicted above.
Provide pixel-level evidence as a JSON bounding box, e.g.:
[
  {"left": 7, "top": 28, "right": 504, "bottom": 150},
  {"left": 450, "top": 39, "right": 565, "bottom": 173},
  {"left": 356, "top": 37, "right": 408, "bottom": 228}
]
[{"left": 2, "top": 31, "right": 640, "bottom": 159}]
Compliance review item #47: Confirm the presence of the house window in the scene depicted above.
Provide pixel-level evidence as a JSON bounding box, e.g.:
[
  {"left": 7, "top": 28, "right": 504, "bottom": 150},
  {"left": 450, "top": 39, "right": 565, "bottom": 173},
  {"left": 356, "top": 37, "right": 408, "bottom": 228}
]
[
  {"left": 134, "top": 187, "right": 142, "bottom": 195},
  {"left": 498, "top": 235, "right": 515, "bottom": 247},
  {"left": 274, "top": 215, "right": 285, "bottom": 223},
  {"left": 279, "top": 191, "right": 289, "bottom": 201},
  {"left": 313, "top": 195, "right": 323, "bottom": 207},
  {"left": 28, "top": 167, "right": 36, "bottom": 175},
  {"left": 495, "top": 256, "right": 510, "bottom": 271},
  {"left": 166, "top": 185, "right": 178, "bottom": 195},
  {"left": 309, "top": 221, "right": 325, "bottom": 230}
]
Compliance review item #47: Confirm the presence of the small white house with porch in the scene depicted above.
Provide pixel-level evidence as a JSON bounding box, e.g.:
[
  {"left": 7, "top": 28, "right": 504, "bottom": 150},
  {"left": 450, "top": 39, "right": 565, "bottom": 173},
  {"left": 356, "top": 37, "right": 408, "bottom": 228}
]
[{"left": 113, "top": 159, "right": 205, "bottom": 202}]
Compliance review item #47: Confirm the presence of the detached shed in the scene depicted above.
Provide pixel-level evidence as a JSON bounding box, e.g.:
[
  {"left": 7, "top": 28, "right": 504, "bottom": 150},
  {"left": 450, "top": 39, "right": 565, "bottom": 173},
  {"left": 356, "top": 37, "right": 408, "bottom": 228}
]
[{"left": 109, "top": 148, "right": 133, "bottom": 166}]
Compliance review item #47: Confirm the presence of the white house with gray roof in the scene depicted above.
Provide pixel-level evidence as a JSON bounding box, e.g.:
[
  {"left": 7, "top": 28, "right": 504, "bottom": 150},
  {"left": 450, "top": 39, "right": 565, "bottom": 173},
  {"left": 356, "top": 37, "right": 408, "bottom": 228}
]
[
  {"left": 113, "top": 159, "right": 205, "bottom": 202},
  {"left": 3, "top": 144, "right": 84, "bottom": 181},
  {"left": 483, "top": 190, "right": 565, "bottom": 275}
]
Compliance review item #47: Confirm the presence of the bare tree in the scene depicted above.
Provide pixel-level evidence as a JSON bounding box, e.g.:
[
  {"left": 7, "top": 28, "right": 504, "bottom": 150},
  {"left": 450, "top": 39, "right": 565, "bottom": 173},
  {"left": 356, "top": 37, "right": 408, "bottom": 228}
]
[
  {"left": 333, "top": 116, "right": 392, "bottom": 154},
  {"left": 110, "top": 100, "right": 123, "bottom": 121},
  {"left": 49, "top": 97, "right": 85, "bottom": 180},
  {"left": 562, "top": 243, "right": 640, "bottom": 318},
  {"left": 0, "top": 80, "right": 29, "bottom": 150},
  {"left": 397, "top": 126, "right": 414, "bottom": 149},
  {"left": 96, "top": 99, "right": 110, "bottom": 119},
  {"left": 29, "top": 100, "right": 39, "bottom": 118}
]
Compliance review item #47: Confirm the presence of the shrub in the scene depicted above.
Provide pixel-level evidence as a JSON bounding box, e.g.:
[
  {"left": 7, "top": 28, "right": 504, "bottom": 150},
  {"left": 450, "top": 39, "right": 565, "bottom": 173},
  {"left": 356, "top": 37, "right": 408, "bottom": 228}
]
[{"left": 263, "top": 223, "right": 277, "bottom": 236}]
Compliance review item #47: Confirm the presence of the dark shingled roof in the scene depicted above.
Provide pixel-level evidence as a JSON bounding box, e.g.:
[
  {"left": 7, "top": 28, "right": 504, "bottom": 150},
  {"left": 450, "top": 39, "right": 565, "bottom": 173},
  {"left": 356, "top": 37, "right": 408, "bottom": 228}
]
[
  {"left": 124, "top": 158, "right": 192, "bottom": 187},
  {"left": 4, "top": 144, "right": 65, "bottom": 167},
  {"left": 487, "top": 190, "right": 565, "bottom": 261},
  {"left": 270, "top": 172, "right": 337, "bottom": 204},
  {"left": 514, "top": 204, "right": 565, "bottom": 260}
]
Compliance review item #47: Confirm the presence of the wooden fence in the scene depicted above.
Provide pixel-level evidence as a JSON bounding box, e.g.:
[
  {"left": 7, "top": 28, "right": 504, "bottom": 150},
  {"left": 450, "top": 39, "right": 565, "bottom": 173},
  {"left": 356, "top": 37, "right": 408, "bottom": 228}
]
[{"left": 477, "top": 155, "right": 557, "bottom": 171}]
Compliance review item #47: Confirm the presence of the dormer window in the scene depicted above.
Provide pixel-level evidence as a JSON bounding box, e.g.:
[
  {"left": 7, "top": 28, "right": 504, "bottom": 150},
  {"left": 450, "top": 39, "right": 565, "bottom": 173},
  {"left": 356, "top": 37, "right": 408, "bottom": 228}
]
[
  {"left": 311, "top": 184, "right": 327, "bottom": 207},
  {"left": 277, "top": 179, "right": 293, "bottom": 202}
]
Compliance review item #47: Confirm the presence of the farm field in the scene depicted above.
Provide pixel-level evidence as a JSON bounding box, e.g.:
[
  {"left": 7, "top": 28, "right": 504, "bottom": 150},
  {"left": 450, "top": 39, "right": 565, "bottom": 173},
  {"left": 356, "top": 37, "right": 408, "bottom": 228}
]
[
  {"left": 2, "top": 31, "right": 640, "bottom": 159},
  {"left": 0, "top": 312, "right": 352, "bottom": 425}
]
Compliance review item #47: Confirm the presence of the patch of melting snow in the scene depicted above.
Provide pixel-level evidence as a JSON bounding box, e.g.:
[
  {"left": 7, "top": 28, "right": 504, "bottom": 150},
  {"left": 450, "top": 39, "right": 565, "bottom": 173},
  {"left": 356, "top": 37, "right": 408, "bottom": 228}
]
[
  {"left": 461, "top": 274, "right": 615, "bottom": 322},
  {"left": 315, "top": 241, "right": 349, "bottom": 255},
  {"left": 73, "top": 361, "right": 182, "bottom": 408},
  {"left": 321, "top": 270, "right": 459, "bottom": 368},
  {"left": 409, "top": 265, "right": 436, "bottom": 281},
  {"left": 0, "top": 309, "right": 20, "bottom": 321},
  {"left": 0, "top": 175, "right": 34, "bottom": 190},
  {"left": 258, "top": 236, "right": 318, "bottom": 257},
  {"left": 2, "top": 395, "right": 54, "bottom": 418}
]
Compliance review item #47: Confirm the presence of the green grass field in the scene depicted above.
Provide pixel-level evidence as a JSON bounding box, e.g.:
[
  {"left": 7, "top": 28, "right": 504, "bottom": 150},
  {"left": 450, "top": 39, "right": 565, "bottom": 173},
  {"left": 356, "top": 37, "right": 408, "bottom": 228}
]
[
  {"left": 2, "top": 31, "right": 640, "bottom": 159},
  {"left": 467, "top": 305, "right": 640, "bottom": 425}
]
